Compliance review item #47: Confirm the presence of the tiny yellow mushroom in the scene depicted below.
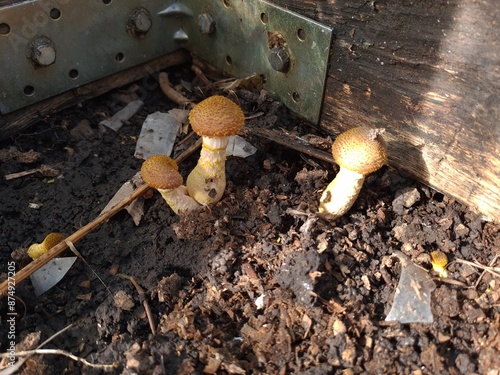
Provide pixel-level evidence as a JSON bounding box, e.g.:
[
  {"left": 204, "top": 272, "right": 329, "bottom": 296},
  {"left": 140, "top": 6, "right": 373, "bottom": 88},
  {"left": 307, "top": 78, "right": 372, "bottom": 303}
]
[
  {"left": 28, "top": 232, "right": 65, "bottom": 260},
  {"left": 186, "top": 96, "right": 245, "bottom": 205},
  {"left": 430, "top": 250, "right": 449, "bottom": 278},
  {"left": 141, "top": 155, "right": 201, "bottom": 214},
  {"left": 318, "top": 127, "right": 387, "bottom": 220}
]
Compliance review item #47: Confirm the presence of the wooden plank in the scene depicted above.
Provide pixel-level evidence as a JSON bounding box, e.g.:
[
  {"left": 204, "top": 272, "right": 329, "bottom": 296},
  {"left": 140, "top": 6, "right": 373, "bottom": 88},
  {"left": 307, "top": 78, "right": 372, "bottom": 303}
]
[
  {"left": 270, "top": 0, "right": 500, "bottom": 222},
  {"left": 0, "top": 49, "right": 190, "bottom": 139}
]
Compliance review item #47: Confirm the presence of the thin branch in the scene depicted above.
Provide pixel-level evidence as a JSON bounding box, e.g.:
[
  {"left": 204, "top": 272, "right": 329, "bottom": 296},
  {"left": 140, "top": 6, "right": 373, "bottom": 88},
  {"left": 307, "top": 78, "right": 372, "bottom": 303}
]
[
  {"left": 0, "top": 349, "right": 117, "bottom": 369},
  {"left": 117, "top": 274, "right": 156, "bottom": 336},
  {"left": 0, "top": 323, "right": 74, "bottom": 375},
  {"left": 454, "top": 257, "right": 500, "bottom": 278},
  {"left": 159, "top": 72, "right": 195, "bottom": 109}
]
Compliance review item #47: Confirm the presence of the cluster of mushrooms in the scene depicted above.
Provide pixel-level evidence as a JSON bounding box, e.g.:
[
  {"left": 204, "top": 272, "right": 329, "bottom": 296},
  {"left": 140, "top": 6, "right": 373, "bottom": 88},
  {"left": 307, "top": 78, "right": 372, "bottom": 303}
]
[{"left": 141, "top": 95, "right": 387, "bottom": 220}]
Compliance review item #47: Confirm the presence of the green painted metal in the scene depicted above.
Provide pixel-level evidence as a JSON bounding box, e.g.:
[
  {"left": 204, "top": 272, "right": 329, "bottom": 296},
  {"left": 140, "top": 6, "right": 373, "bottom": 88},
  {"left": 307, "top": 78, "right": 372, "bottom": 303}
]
[{"left": 0, "top": 0, "right": 332, "bottom": 124}]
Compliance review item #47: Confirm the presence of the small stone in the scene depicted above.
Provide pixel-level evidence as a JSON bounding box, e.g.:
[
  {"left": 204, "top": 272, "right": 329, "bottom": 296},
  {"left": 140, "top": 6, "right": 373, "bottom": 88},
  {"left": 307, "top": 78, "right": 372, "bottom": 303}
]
[
  {"left": 332, "top": 319, "right": 347, "bottom": 336},
  {"left": 392, "top": 187, "right": 421, "bottom": 214},
  {"left": 455, "top": 353, "right": 476, "bottom": 374},
  {"left": 114, "top": 290, "right": 135, "bottom": 311},
  {"left": 454, "top": 223, "right": 470, "bottom": 238},
  {"left": 463, "top": 303, "right": 486, "bottom": 323}
]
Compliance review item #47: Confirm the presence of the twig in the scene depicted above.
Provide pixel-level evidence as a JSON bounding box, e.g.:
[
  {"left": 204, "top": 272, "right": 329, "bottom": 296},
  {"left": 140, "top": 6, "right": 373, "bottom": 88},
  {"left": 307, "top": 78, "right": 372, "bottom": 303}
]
[
  {"left": 0, "top": 323, "right": 73, "bottom": 375},
  {"left": 247, "top": 127, "right": 335, "bottom": 165},
  {"left": 117, "top": 274, "right": 156, "bottom": 336},
  {"left": 176, "top": 130, "right": 197, "bottom": 147},
  {"left": 159, "top": 72, "right": 195, "bottom": 109},
  {"left": 175, "top": 137, "right": 202, "bottom": 164},
  {"left": 0, "top": 144, "right": 201, "bottom": 297},
  {"left": 191, "top": 64, "right": 211, "bottom": 86},
  {"left": 4, "top": 164, "right": 59, "bottom": 180},
  {"left": 474, "top": 254, "right": 499, "bottom": 288},
  {"left": 454, "top": 257, "right": 500, "bottom": 278},
  {"left": 0, "top": 349, "right": 116, "bottom": 370}
]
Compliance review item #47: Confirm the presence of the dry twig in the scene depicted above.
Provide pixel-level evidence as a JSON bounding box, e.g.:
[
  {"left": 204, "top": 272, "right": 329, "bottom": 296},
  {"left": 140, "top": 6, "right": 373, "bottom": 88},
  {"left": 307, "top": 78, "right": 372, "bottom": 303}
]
[
  {"left": 158, "top": 72, "right": 195, "bottom": 109},
  {"left": 117, "top": 274, "right": 156, "bottom": 336},
  {"left": 0, "top": 324, "right": 75, "bottom": 374},
  {"left": 1, "top": 349, "right": 116, "bottom": 370},
  {"left": 454, "top": 257, "right": 500, "bottom": 279}
]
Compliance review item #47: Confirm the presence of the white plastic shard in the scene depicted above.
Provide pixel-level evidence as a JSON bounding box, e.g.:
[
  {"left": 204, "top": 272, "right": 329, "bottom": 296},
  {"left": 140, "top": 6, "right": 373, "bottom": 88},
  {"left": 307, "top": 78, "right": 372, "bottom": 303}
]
[
  {"left": 30, "top": 257, "right": 77, "bottom": 296},
  {"left": 385, "top": 251, "right": 436, "bottom": 324},
  {"left": 226, "top": 135, "right": 257, "bottom": 158},
  {"left": 100, "top": 172, "right": 144, "bottom": 225},
  {"left": 134, "top": 111, "right": 181, "bottom": 160},
  {"left": 100, "top": 100, "right": 144, "bottom": 131}
]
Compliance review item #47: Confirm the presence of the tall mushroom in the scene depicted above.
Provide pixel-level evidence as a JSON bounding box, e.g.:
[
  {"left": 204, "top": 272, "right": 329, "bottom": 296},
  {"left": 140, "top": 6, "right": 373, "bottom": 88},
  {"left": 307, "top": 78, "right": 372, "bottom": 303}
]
[
  {"left": 141, "top": 155, "right": 201, "bottom": 214},
  {"left": 186, "top": 95, "right": 245, "bottom": 205},
  {"left": 318, "top": 127, "right": 387, "bottom": 220}
]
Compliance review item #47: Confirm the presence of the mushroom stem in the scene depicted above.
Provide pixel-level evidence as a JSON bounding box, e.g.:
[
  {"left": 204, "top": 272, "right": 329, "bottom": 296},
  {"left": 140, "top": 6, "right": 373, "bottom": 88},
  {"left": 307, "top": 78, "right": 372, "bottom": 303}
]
[
  {"left": 158, "top": 185, "right": 202, "bottom": 214},
  {"left": 186, "top": 136, "right": 229, "bottom": 205},
  {"left": 318, "top": 168, "right": 365, "bottom": 219}
]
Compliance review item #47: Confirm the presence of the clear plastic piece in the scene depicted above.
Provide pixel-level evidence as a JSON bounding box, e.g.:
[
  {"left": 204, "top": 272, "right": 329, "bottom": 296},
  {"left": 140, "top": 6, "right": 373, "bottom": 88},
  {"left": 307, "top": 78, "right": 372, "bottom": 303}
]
[{"left": 385, "top": 251, "right": 436, "bottom": 324}]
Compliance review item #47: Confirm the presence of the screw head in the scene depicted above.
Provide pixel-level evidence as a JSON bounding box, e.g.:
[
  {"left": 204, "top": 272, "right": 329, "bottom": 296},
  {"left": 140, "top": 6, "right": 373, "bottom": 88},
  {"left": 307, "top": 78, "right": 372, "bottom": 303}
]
[
  {"left": 127, "top": 7, "right": 152, "bottom": 37},
  {"left": 269, "top": 47, "right": 290, "bottom": 73},
  {"left": 198, "top": 13, "right": 215, "bottom": 35},
  {"left": 30, "top": 36, "right": 56, "bottom": 66}
]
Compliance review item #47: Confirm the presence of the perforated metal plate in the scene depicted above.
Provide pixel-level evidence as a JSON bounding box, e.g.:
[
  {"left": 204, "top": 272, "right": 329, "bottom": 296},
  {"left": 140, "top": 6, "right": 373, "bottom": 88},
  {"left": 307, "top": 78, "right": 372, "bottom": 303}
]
[
  {"left": 0, "top": 0, "right": 179, "bottom": 114},
  {"left": 180, "top": 0, "right": 333, "bottom": 124},
  {"left": 0, "top": 0, "right": 332, "bottom": 124}
]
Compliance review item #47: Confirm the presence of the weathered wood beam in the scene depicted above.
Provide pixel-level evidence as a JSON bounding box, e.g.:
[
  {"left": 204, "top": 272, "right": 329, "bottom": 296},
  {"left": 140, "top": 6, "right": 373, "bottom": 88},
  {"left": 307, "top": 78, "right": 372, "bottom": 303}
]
[{"left": 271, "top": 0, "right": 499, "bottom": 222}]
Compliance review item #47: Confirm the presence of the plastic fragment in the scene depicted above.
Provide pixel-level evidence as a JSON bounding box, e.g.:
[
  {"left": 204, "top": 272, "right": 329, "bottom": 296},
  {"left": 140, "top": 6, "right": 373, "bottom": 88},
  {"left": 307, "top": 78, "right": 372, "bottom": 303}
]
[
  {"left": 30, "top": 257, "right": 77, "bottom": 296},
  {"left": 385, "top": 251, "right": 436, "bottom": 324},
  {"left": 100, "top": 100, "right": 143, "bottom": 131},
  {"left": 226, "top": 135, "right": 257, "bottom": 158},
  {"left": 134, "top": 111, "right": 181, "bottom": 160},
  {"left": 100, "top": 172, "right": 144, "bottom": 225}
]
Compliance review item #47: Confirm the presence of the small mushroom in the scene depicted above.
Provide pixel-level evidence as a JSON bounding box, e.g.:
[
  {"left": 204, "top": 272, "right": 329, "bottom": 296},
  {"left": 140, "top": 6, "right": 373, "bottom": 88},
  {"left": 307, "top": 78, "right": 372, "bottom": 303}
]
[
  {"left": 28, "top": 232, "right": 65, "bottom": 260},
  {"left": 430, "top": 250, "right": 449, "bottom": 278},
  {"left": 318, "top": 127, "right": 387, "bottom": 220},
  {"left": 186, "top": 95, "right": 245, "bottom": 205},
  {"left": 141, "top": 155, "right": 201, "bottom": 214}
]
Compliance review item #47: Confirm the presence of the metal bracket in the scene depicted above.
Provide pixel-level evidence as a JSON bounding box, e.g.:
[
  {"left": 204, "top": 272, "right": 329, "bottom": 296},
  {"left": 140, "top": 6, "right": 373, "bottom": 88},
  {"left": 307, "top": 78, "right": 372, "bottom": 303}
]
[{"left": 0, "top": 0, "right": 332, "bottom": 124}]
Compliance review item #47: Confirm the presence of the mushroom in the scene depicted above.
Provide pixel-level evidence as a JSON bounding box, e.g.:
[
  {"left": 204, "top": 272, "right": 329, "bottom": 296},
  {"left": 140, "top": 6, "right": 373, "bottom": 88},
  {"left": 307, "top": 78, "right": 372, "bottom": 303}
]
[
  {"left": 141, "top": 155, "right": 201, "bottom": 214},
  {"left": 186, "top": 95, "right": 245, "bottom": 205},
  {"left": 318, "top": 127, "right": 387, "bottom": 219},
  {"left": 28, "top": 232, "right": 65, "bottom": 260}
]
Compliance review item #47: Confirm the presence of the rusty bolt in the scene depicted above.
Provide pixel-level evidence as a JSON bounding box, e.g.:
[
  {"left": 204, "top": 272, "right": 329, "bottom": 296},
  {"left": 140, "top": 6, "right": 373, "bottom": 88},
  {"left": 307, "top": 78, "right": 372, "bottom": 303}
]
[
  {"left": 30, "top": 36, "right": 56, "bottom": 66},
  {"left": 268, "top": 47, "right": 290, "bottom": 73},
  {"left": 197, "top": 13, "right": 215, "bottom": 35},
  {"left": 127, "top": 7, "right": 152, "bottom": 37}
]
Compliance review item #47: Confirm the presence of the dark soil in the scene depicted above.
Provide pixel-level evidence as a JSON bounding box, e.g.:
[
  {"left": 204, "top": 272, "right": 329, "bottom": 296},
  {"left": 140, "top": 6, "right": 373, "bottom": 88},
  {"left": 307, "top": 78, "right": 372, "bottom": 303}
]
[{"left": 1, "top": 65, "right": 499, "bottom": 375}]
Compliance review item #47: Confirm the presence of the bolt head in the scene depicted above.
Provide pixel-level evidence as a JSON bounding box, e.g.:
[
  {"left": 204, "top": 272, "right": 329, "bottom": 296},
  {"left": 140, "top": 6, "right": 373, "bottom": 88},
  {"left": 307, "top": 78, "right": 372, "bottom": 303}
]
[
  {"left": 198, "top": 13, "right": 215, "bottom": 34},
  {"left": 30, "top": 36, "right": 56, "bottom": 66},
  {"left": 269, "top": 47, "right": 290, "bottom": 72},
  {"left": 127, "top": 7, "right": 152, "bottom": 37},
  {"left": 134, "top": 13, "right": 152, "bottom": 33}
]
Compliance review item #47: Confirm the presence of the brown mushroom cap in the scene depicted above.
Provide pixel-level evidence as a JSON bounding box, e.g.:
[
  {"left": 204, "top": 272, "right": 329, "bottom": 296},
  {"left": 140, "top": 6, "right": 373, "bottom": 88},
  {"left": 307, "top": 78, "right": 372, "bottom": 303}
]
[
  {"left": 189, "top": 95, "right": 245, "bottom": 137},
  {"left": 141, "top": 155, "right": 183, "bottom": 190},
  {"left": 332, "top": 127, "right": 387, "bottom": 175}
]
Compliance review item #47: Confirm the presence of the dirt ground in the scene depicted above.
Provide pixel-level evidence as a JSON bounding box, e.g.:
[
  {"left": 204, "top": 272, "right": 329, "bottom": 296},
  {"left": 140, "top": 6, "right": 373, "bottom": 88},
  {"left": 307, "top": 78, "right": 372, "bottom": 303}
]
[{"left": 1, "top": 64, "right": 499, "bottom": 375}]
